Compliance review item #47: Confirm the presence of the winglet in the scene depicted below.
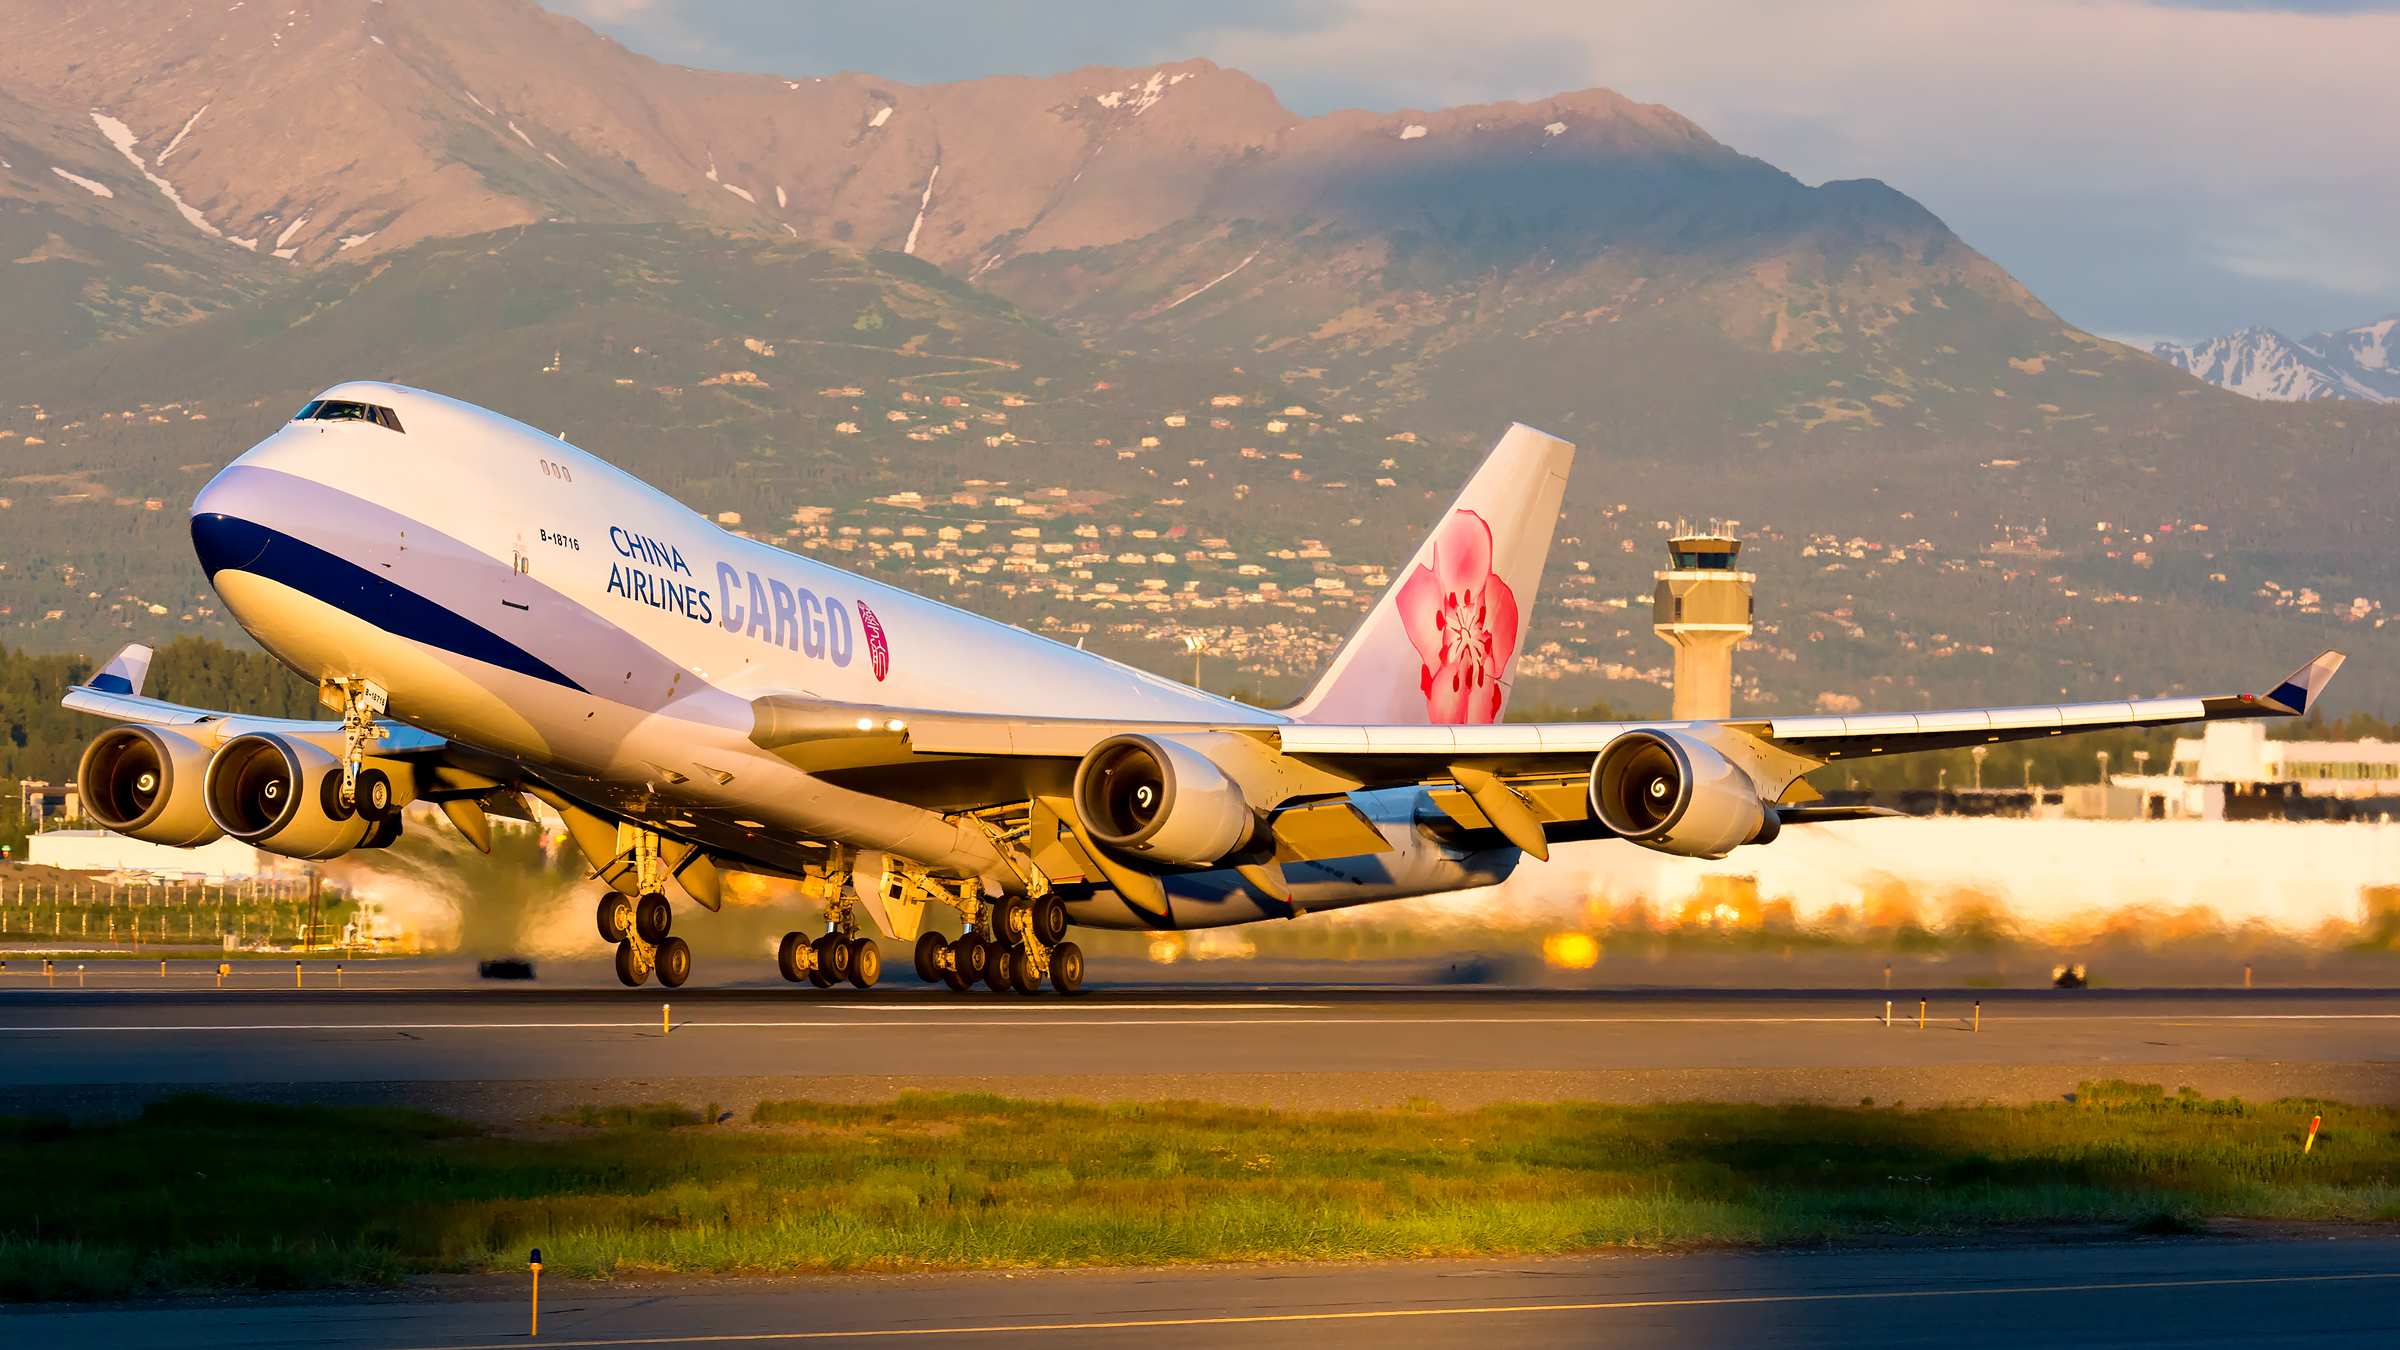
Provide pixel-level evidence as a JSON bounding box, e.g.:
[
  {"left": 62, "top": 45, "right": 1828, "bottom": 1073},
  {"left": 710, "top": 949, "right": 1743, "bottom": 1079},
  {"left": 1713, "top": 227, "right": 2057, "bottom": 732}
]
[
  {"left": 2259, "top": 649, "right": 2345, "bottom": 715},
  {"left": 87, "top": 643, "right": 155, "bottom": 698}
]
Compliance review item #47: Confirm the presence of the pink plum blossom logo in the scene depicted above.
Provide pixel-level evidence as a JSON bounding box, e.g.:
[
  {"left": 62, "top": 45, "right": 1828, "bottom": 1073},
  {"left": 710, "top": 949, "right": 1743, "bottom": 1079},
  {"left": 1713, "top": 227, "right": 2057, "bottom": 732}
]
[
  {"left": 857, "top": 601, "right": 890, "bottom": 681},
  {"left": 1396, "top": 509, "right": 1519, "bottom": 724}
]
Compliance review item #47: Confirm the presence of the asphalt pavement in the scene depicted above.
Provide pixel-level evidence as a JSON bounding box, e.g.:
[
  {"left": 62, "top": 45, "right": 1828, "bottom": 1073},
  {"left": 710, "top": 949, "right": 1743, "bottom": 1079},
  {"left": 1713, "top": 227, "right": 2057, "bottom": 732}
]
[
  {"left": 1, "top": 981, "right": 2395, "bottom": 1119},
  {"left": 12, "top": 1235, "right": 2398, "bottom": 1348}
]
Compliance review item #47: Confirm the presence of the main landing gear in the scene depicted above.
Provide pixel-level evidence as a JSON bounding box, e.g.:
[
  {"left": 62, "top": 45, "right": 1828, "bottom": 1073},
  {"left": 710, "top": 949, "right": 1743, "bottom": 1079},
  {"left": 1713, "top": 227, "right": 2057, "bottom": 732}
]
[
  {"left": 776, "top": 856, "right": 883, "bottom": 990},
  {"left": 601, "top": 829, "right": 692, "bottom": 988},
  {"left": 777, "top": 928, "right": 881, "bottom": 989},
  {"left": 767, "top": 830, "right": 1086, "bottom": 996},
  {"left": 913, "top": 893, "right": 1082, "bottom": 996},
  {"left": 605, "top": 891, "right": 691, "bottom": 989}
]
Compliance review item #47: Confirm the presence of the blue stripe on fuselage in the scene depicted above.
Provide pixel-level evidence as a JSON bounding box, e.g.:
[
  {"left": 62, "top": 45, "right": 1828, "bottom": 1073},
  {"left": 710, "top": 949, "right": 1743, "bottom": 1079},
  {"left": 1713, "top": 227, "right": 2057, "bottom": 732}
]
[{"left": 191, "top": 512, "right": 587, "bottom": 693}]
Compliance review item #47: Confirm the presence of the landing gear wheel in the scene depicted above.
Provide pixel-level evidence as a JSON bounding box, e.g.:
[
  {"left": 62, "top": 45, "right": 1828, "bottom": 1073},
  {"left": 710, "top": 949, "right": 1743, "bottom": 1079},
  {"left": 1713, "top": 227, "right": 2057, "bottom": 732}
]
[
  {"left": 319, "top": 769, "right": 356, "bottom": 822},
  {"left": 655, "top": 936, "right": 692, "bottom": 988},
  {"left": 983, "top": 941, "right": 1015, "bottom": 993},
  {"left": 598, "top": 894, "right": 636, "bottom": 945},
  {"left": 778, "top": 931, "right": 810, "bottom": 983},
  {"left": 913, "top": 931, "right": 948, "bottom": 984},
  {"left": 1050, "top": 941, "right": 1084, "bottom": 996},
  {"left": 1032, "top": 895, "right": 1069, "bottom": 947},
  {"left": 613, "top": 939, "right": 649, "bottom": 987},
  {"left": 634, "top": 892, "right": 673, "bottom": 944},
  {"left": 848, "top": 938, "right": 881, "bottom": 989},
  {"left": 813, "top": 934, "right": 853, "bottom": 986},
  {"left": 353, "top": 768, "right": 396, "bottom": 821},
  {"left": 946, "top": 938, "right": 986, "bottom": 992},
  {"left": 1008, "top": 949, "right": 1042, "bottom": 995},
  {"left": 995, "top": 896, "right": 1033, "bottom": 948},
  {"left": 806, "top": 961, "right": 835, "bottom": 989}
]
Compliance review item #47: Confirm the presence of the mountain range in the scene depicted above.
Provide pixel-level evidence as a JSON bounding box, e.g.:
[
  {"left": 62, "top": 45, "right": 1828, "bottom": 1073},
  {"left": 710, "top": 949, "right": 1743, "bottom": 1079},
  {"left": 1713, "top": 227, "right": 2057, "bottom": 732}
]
[
  {"left": 2152, "top": 317, "right": 2400, "bottom": 404},
  {"left": 0, "top": 0, "right": 2395, "bottom": 727}
]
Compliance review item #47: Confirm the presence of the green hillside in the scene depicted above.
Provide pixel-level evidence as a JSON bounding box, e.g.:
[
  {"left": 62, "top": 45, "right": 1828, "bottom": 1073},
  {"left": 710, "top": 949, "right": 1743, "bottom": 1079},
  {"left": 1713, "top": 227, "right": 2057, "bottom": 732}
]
[{"left": 1, "top": 224, "right": 2394, "bottom": 730}]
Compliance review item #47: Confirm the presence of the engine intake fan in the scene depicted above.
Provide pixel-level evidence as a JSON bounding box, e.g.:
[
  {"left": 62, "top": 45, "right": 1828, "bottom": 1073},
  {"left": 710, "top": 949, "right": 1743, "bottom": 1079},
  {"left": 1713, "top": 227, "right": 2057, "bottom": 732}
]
[
  {"left": 78, "top": 725, "right": 223, "bottom": 847},
  {"left": 203, "top": 732, "right": 375, "bottom": 860},
  {"left": 1071, "top": 734, "right": 1257, "bottom": 868},
  {"left": 1589, "top": 729, "right": 1777, "bottom": 859}
]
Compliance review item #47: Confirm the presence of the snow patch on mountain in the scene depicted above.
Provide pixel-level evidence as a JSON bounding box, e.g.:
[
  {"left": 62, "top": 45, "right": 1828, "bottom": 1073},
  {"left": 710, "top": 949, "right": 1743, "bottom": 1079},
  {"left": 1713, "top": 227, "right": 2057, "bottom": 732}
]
[
  {"left": 51, "top": 166, "right": 112, "bottom": 197},
  {"left": 2152, "top": 315, "right": 2400, "bottom": 403},
  {"left": 91, "top": 111, "right": 227, "bottom": 241}
]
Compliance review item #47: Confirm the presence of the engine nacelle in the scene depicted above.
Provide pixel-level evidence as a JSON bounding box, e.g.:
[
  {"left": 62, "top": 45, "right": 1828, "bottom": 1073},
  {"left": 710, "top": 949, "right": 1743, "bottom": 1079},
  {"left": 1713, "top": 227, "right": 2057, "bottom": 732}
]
[
  {"left": 1072, "top": 734, "right": 1257, "bottom": 867},
  {"left": 78, "top": 726, "right": 224, "bottom": 847},
  {"left": 1589, "top": 730, "right": 1777, "bottom": 860},
  {"left": 203, "top": 733, "right": 374, "bottom": 860}
]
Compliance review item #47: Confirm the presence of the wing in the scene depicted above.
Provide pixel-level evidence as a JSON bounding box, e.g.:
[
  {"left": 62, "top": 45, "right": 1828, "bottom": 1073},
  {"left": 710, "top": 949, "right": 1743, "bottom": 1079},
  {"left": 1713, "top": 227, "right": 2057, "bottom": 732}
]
[{"left": 748, "top": 651, "right": 2344, "bottom": 862}]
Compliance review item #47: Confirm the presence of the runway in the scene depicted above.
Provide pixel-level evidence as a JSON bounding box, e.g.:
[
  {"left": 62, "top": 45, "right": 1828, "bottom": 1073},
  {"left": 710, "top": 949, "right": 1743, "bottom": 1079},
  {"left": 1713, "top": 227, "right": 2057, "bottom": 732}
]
[
  {"left": 14, "top": 1235, "right": 2400, "bottom": 1347},
  {"left": 3, "top": 981, "right": 2396, "bottom": 1120},
  {"left": 8, "top": 978, "right": 2399, "bottom": 1348}
]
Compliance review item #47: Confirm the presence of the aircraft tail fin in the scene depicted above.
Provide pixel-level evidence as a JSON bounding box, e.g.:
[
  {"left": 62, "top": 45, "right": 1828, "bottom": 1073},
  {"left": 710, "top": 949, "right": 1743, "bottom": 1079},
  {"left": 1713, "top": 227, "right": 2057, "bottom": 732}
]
[
  {"left": 88, "top": 643, "right": 155, "bottom": 698},
  {"left": 1285, "top": 423, "right": 1574, "bottom": 726}
]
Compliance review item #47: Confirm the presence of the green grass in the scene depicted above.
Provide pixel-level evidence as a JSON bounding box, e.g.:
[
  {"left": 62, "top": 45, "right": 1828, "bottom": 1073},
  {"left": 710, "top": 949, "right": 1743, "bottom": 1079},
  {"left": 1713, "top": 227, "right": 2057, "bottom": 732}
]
[{"left": 3, "top": 1084, "right": 2395, "bottom": 1301}]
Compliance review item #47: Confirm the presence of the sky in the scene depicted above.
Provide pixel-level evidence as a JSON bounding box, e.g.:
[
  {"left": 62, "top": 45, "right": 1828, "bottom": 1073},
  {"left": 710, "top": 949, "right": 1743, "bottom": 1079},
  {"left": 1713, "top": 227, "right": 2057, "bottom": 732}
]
[{"left": 546, "top": 0, "right": 2400, "bottom": 348}]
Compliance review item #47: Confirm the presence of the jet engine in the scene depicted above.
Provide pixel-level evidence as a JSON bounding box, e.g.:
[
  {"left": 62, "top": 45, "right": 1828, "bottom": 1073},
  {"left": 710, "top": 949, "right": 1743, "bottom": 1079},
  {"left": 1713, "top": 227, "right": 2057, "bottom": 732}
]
[
  {"left": 1072, "top": 734, "right": 1258, "bottom": 867},
  {"left": 203, "top": 732, "right": 376, "bottom": 860},
  {"left": 78, "top": 726, "right": 224, "bottom": 848},
  {"left": 1589, "top": 729, "right": 1778, "bottom": 860}
]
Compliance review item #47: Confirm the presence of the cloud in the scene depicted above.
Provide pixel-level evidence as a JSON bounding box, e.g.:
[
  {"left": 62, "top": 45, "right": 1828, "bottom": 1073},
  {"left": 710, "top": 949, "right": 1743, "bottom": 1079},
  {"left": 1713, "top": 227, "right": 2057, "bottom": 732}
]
[{"left": 542, "top": 0, "right": 2400, "bottom": 342}]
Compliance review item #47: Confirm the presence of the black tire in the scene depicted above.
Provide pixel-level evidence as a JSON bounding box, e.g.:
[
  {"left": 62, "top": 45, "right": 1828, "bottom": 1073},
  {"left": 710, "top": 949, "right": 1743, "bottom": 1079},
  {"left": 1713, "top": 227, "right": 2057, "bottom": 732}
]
[
  {"left": 777, "top": 931, "right": 808, "bottom": 983},
  {"left": 849, "top": 938, "right": 881, "bottom": 989},
  {"left": 635, "top": 892, "right": 673, "bottom": 943},
  {"left": 983, "top": 941, "right": 1014, "bottom": 992},
  {"left": 1051, "top": 941, "right": 1085, "bottom": 996},
  {"left": 995, "top": 897, "right": 1032, "bottom": 948},
  {"left": 1009, "top": 949, "right": 1041, "bottom": 995},
  {"left": 597, "top": 894, "right": 635, "bottom": 945},
  {"left": 807, "top": 962, "right": 835, "bottom": 989},
  {"left": 1032, "top": 895, "right": 1069, "bottom": 947},
  {"left": 319, "top": 769, "right": 355, "bottom": 822},
  {"left": 814, "top": 934, "right": 852, "bottom": 984},
  {"left": 913, "top": 930, "right": 947, "bottom": 984},
  {"left": 656, "top": 936, "right": 692, "bottom": 988},
  {"left": 354, "top": 768, "right": 396, "bottom": 821},
  {"left": 613, "top": 940, "right": 646, "bottom": 987},
  {"left": 946, "top": 938, "right": 984, "bottom": 992},
  {"left": 358, "top": 814, "right": 404, "bottom": 849}
]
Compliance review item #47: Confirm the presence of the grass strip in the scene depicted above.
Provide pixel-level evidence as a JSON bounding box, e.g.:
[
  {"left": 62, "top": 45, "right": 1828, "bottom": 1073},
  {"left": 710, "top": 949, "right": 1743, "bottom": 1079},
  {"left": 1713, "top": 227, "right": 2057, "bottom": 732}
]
[{"left": 2, "top": 1082, "right": 2394, "bottom": 1301}]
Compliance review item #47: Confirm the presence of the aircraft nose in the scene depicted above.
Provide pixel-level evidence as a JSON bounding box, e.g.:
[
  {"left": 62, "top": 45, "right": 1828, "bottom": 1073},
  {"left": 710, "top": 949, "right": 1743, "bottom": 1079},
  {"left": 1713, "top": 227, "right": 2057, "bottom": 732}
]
[{"left": 188, "top": 445, "right": 290, "bottom": 583}]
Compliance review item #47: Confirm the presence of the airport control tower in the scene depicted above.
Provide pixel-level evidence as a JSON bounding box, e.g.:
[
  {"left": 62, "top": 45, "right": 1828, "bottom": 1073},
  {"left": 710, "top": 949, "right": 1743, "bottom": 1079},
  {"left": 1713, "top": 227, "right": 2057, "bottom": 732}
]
[{"left": 1653, "top": 525, "right": 1755, "bottom": 720}]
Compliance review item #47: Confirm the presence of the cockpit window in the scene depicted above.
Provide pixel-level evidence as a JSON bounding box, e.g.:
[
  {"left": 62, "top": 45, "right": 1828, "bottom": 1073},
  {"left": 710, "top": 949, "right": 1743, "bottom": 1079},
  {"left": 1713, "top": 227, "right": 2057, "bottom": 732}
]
[{"left": 292, "top": 399, "right": 405, "bottom": 433}]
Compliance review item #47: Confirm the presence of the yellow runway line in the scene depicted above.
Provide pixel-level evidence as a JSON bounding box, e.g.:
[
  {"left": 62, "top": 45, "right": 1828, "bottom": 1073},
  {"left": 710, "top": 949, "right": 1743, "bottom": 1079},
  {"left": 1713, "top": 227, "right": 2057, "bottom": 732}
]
[{"left": 393, "top": 1270, "right": 2400, "bottom": 1348}]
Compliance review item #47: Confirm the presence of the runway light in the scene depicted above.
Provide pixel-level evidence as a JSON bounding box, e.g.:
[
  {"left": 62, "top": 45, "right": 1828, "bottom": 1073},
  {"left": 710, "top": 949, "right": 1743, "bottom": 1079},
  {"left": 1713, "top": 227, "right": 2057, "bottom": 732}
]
[{"left": 1541, "top": 932, "right": 1600, "bottom": 969}]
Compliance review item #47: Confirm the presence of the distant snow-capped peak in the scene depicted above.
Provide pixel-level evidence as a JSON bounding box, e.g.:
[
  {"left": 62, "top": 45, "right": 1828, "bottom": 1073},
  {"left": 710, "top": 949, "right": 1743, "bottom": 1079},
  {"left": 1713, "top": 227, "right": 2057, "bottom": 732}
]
[{"left": 2153, "top": 316, "right": 2400, "bottom": 403}]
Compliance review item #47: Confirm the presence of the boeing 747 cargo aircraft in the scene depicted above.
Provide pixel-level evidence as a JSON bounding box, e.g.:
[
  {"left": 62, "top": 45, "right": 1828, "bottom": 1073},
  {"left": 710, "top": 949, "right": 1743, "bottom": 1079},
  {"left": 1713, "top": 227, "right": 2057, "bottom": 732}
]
[{"left": 62, "top": 384, "right": 2345, "bottom": 992}]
